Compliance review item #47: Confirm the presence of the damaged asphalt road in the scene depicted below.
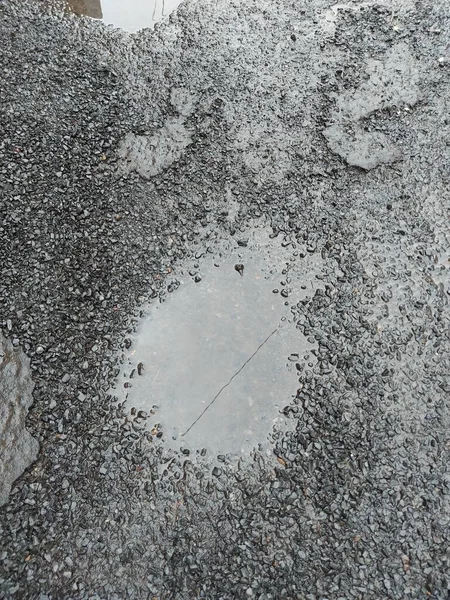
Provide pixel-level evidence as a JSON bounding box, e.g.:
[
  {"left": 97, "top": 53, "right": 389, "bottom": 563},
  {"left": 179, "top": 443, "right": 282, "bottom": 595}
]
[{"left": 0, "top": 0, "right": 449, "bottom": 597}]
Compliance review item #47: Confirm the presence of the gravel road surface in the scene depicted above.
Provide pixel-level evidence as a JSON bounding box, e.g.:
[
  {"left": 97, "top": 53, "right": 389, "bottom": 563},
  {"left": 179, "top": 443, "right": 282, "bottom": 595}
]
[{"left": 0, "top": 0, "right": 449, "bottom": 598}]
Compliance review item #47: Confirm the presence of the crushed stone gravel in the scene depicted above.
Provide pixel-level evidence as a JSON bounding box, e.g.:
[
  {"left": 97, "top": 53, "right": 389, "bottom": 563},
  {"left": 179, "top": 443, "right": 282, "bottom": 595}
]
[{"left": 0, "top": 0, "right": 449, "bottom": 598}]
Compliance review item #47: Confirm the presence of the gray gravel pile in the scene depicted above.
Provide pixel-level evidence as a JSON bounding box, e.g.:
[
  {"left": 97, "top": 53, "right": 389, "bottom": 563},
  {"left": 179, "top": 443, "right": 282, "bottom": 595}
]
[
  {"left": 0, "top": 333, "right": 38, "bottom": 507},
  {"left": 0, "top": 0, "right": 449, "bottom": 598}
]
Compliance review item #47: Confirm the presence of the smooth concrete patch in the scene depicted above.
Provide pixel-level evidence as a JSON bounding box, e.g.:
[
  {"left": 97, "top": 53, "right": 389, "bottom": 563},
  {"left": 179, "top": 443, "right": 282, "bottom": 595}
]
[
  {"left": 323, "top": 124, "right": 402, "bottom": 170},
  {"left": 118, "top": 88, "right": 196, "bottom": 178},
  {"left": 118, "top": 117, "right": 193, "bottom": 179},
  {"left": 113, "top": 229, "right": 324, "bottom": 457},
  {"left": 323, "top": 42, "right": 420, "bottom": 169}
]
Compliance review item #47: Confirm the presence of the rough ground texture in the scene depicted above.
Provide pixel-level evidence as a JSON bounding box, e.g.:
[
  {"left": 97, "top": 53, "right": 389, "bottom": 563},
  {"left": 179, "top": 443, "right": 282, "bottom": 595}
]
[
  {"left": 0, "top": 0, "right": 449, "bottom": 598},
  {"left": 0, "top": 334, "right": 39, "bottom": 507}
]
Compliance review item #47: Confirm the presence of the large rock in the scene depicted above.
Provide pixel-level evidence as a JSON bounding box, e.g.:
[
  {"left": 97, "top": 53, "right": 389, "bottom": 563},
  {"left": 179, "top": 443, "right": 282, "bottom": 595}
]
[{"left": 0, "top": 334, "right": 39, "bottom": 506}]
